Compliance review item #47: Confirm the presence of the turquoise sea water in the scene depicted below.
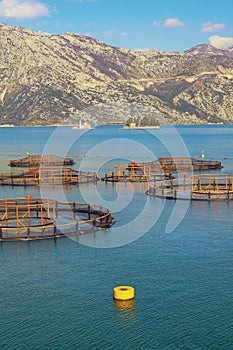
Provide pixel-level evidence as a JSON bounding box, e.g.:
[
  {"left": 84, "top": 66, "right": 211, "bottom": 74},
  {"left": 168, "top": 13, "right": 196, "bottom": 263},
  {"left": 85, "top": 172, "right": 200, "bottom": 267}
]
[{"left": 0, "top": 125, "right": 233, "bottom": 349}]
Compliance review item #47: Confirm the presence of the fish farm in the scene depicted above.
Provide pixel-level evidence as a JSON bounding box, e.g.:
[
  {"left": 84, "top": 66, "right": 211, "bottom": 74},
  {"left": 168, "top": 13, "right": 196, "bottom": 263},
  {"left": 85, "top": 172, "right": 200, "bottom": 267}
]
[
  {"left": 147, "top": 174, "right": 233, "bottom": 201},
  {"left": 0, "top": 167, "right": 98, "bottom": 186},
  {"left": 9, "top": 154, "right": 75, "bottom": 167},
  {"left": 0, "top": 197, "right": 115, "bottom": 241}
]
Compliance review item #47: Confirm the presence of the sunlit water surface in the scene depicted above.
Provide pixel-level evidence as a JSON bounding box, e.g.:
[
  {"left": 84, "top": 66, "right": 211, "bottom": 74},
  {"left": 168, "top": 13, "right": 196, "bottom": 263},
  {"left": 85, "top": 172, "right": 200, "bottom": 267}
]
[{"left": 0, "top": 125, "right": 233, "bottom": 349}]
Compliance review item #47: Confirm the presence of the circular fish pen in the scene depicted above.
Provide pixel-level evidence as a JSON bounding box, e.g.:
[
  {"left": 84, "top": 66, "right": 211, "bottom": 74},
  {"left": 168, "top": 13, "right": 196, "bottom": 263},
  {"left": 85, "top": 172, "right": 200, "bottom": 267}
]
[
  {"left": 147, "top": 174, "right": 233, "bottom": 201},
  {"left": 102, "top": 161, "right": 171, "bottom": 183},
  {"left": 9, "top": 154, "right": 74, "bottom": 167},
  {"left": 0, "top": 167, "right": 98, "bottom": 186},
  {"left": 158, "top": 156, "right": 223, "bottom": 172},
  {"left": 0, "top": 197, "right": 115, "bottom": 241}
]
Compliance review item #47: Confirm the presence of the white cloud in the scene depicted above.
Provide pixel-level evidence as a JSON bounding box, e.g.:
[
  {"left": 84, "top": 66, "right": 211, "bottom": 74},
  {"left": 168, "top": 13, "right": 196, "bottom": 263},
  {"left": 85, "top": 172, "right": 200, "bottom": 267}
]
[
  {"left": 85, "top": 31, "right": 99, "bottom": 37},
  {"left": 119, "top": 32, "right": 128, "bottom": 37},
  {"left": 85, "top": 21, "right": 95, "bottom": 27},
  {"left": 201, "top": 22, "right": 225, "bottom": 33},
  {"left": 103, "top": 30, "right": 128, "bottom": 38},
  {"left": 164, "top": 18, "right": 185, "bottom": 28},
  {"left": 0, "top": 0, "right": 50, "bottom": 19},
  {"left": 103, "top": 30, "right": 114, "bottom": 36},
  {"left": 152, "top": 20, "right": 160, "bottom": 27},
  {"left": 209, "top": 35, "right": 233, "bottom": 49},
  {"left": 67, "top": 0, "right": 95, "bottom": 2}
]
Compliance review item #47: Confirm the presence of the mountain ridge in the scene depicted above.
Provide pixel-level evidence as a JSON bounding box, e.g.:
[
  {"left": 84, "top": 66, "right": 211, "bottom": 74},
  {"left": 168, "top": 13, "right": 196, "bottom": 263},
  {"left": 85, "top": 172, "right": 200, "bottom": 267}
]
[{"left": 0, "top": 23, "right": 233, "bottom": 125}]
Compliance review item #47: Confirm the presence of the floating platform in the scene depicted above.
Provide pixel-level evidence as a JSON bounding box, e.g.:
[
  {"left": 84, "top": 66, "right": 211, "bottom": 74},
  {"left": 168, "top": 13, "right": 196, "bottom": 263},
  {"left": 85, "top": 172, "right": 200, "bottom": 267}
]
[
  {"left": 9, "top": 154, "right": 75, "bottom": 167},
  {"left": 0, "top": 167, "right": 98, "bottom": 186},
  {"left": 0, "top": 197, "right": 115, "bottom": 241},
  {"left": 147, "top": 174, "right": 233, "bottom": 201}
]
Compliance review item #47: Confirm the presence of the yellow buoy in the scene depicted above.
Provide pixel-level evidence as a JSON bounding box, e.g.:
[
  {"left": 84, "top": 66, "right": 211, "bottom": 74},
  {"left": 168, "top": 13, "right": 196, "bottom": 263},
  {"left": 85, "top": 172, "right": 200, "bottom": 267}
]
[
  {"left": 113, "top": 286, "right": 135, "bottom": 300},
  {"left": 201, "top": 150, "right": 205, "bottom": 160}
]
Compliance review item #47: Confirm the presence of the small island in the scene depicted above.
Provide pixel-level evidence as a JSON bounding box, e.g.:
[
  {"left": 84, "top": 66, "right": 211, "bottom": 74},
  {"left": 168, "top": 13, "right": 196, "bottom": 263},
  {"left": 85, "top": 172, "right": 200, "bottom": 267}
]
[{"left": 123, "top": 116, "right": 160, "bottom": 129}]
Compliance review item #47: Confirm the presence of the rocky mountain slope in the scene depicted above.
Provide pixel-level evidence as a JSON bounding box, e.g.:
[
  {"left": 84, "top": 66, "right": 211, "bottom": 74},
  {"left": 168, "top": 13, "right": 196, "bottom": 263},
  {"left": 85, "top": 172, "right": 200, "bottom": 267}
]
[{"left": 0, "top": 23, "right": 233, "bottom": 125}]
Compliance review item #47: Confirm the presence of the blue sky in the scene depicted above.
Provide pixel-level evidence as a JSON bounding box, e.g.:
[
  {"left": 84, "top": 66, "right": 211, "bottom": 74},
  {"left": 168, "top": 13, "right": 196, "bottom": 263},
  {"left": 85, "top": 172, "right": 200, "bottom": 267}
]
[{"left": 0, "top": 0, "right": 233, "bottom": 51}]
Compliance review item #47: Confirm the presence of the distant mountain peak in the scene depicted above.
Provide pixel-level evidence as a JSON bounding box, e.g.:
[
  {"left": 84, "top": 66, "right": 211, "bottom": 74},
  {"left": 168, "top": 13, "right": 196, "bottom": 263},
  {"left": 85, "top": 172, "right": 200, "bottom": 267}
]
[{"left": 184, "top": 44, "right": 229, "bottom": 56}]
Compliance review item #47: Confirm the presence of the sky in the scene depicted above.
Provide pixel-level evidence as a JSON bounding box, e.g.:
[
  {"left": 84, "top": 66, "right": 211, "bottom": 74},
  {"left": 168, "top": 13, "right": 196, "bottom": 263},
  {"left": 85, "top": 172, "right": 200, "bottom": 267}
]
[{"left": 0, "top": 0, "right": 233, "bottom": 52}]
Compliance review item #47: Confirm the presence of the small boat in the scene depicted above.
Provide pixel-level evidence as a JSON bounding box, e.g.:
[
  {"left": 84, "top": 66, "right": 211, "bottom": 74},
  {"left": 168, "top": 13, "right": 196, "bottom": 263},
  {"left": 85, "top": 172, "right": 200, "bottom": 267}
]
[{"left": 72, "top": 120, "right": 94, "bottom": 130}]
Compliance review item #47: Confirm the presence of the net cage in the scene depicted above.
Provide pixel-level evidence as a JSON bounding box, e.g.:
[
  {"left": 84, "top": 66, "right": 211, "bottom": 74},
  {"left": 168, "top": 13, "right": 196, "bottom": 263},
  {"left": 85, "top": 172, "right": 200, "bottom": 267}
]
[
  {"left": 9, "top": 154, "right": 75, "bottom": 167},
  {"left": 0, "top": 167, "right": 98, "bottom": 186},
  {"left": 0, "top": 197, "right": 115, "bottom": 241},
  {"left": 147, "top": 174, "right": 233, "bottom": 201}
]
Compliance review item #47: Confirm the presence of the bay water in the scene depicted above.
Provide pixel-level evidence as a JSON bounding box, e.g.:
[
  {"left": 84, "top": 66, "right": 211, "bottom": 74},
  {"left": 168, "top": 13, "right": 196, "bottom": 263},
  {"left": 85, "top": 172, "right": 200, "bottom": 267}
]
[{"left": 0, "top": 125, "right": 233, "bottom": 349}]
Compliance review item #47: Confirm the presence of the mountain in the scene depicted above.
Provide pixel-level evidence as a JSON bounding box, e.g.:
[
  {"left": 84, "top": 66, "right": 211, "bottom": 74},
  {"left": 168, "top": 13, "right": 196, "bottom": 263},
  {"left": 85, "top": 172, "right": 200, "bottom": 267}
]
[
  {"left": 184, "top": 44, "right": 232, "bottom": 56},
  {"left": 0, "top": 23, "right": 233, "bottom": 125}
]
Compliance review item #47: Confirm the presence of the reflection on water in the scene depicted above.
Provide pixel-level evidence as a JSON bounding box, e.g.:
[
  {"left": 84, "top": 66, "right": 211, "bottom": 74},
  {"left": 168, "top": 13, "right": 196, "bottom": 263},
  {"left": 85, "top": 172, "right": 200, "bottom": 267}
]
[
  {"left": 114, "top": 299, "right": 136, "bottom": 321},
  {"left": 114, "top": 298, "right": 135, "bottom": 311}
]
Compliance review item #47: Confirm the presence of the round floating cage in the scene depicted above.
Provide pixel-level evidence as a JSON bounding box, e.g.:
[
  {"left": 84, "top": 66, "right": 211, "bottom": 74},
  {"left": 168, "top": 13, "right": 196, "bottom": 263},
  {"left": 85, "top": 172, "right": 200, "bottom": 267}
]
[
  {"left": 102, "top": 160, "right": 167, "bottom": 183},
  {"left": 158, "top": 156, "right": 222, "bottom": 172},
  {"left": 147, "top": 174, "right": 233, "bottom": 201},
  {"left": 0, "top": 167, "right": 98, "bottom": 186},
  {"left": 9, "top": 154, "right": 74, "bottom": 167},
  {"left": 0, "top": 197, "right": 115, "bottom": 241}
]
